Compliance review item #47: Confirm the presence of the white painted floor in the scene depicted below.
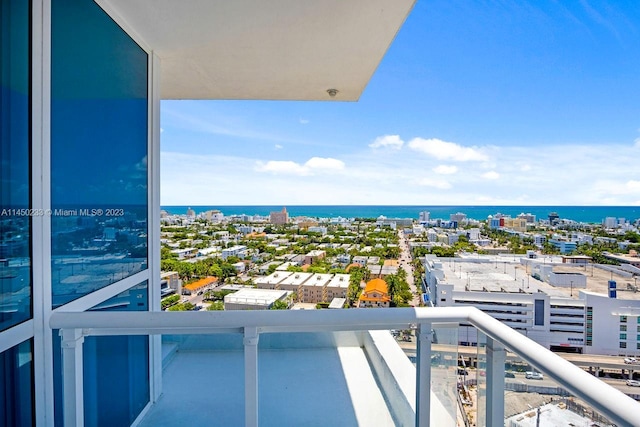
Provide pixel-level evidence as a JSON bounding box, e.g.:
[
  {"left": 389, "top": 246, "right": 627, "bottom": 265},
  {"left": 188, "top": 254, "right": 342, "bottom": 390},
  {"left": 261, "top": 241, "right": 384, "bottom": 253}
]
[{"left": 138, "top": 346, "right": 397, "bottom": 427}]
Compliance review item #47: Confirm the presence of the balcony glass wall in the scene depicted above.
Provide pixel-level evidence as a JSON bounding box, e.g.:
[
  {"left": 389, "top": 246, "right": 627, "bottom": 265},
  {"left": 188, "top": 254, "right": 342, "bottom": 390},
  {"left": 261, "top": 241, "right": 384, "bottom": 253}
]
[
  {"left": 51, "top": 0, "right": 148, "bottom": 308},
  {"left": 431, "top": 325, "right": 458, "bottom": 426},
  {"left": 0, "top": 339, "right": 33, "bottom": 426},
  {"left": 53, "top": 281, "right": 150, "bottom": 426},
  {"left": 0, "top": 0, "right": 31, "bottom": 332}
]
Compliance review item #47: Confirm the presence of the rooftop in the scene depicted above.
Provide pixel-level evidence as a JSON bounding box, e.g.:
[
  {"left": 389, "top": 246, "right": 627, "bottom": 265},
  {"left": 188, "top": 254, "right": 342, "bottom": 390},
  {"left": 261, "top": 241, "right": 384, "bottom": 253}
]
[{"left": 439, "top": 255, "right": 640, "bottom": 300}]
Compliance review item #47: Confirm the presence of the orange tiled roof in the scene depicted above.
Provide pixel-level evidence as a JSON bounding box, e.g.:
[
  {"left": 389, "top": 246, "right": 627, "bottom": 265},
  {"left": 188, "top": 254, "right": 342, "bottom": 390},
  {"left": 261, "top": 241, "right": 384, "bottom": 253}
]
[
  {"left": 363, "top": 278, "right": 388, "bottom": 294},
  {"left": 359, "top": 278, "right": 391, "bottom": 303},
  {"left": 184, "top": 276, "right": 218, "bottom": 291}
]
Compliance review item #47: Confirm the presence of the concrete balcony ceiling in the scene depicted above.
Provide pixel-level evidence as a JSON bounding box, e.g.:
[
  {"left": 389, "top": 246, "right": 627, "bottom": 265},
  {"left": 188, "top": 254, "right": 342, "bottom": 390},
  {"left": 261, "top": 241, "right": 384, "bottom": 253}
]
[{"left": 97, "top": 0, "right": 416, "bottom": 100}]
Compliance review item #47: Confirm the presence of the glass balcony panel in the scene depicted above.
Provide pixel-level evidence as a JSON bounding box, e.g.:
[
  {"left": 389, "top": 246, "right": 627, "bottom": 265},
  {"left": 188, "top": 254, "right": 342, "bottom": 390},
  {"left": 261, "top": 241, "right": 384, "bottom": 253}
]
[
  {"left": 0, "top": 339, "right": 33, "bottom": 426},
  {"left": 0, "top": 0, "right": 31, "bottom": 332},
  {"left": 50, "top": 0, "right": 149, "bottom": 308},
  {"left": 503, "top": 350, "right": 618, "bottom": 426},
  {"left": 53, "top": 281, "right": 149, "bottom": 427},
  {"left": 431, "top": 324, "right": 458, "bottom": 426},
  {"left": 475, "top": 331, "right": 487, "bottom": 426}
]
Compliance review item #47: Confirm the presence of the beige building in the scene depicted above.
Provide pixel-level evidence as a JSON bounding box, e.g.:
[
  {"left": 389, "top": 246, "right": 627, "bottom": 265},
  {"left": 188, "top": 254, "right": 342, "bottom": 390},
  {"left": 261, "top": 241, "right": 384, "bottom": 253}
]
[{"left": 270, "top": 207, "right": 289, "bottom": 225}]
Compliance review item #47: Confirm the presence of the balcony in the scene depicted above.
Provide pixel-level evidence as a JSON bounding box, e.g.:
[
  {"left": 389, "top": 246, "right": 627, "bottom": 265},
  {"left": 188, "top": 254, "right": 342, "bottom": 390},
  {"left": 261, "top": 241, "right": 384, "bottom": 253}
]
[{"left": 50, "top": 307, "right": 640, "bottom": 427}]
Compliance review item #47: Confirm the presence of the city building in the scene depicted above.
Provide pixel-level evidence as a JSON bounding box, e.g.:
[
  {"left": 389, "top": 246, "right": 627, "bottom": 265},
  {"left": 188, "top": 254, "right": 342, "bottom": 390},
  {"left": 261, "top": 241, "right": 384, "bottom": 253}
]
[
  {"left": 450, "top": 212, "right": 467, "bottom": 224},
  {"left": 326, "top": 274, "right": 351, "bottom": 302},
  {"left": 182, "top": 277, "right": 218, "bottom": 296},
  {"left": 203, "top": 209, "right": 224, "bottom": 222},
  {"left": 269, "top": 207, "right": 289, "bottom": 225},
  {"left": 160, "top": 271, "right": 181, "bottom": 297},
  {"left": 358, "top": 278, "right": 391, "bottom": 308},
  {"left": 224, "top": 288, "right": 291, "bottom": 310},
  {"left": 422, "top": 255, "right": 640, "bottom": 355},
  {"left": 549, "top": 239, "right": 578, "bottom": 254},
  {"left": 304, "top": 250, "right": 326, "bottom": 265},
  {"left": 221, "top": 245, "right": 247, "bottom": 260}
]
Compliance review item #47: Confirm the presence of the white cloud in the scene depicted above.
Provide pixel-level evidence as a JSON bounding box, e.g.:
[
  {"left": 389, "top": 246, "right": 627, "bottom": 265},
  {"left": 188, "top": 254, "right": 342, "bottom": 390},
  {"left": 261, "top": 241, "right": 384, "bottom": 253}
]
[
  {"left": 627, "top": 180, "right": 640, "bottom": 191},
  {"left": 161, "top": 138, "right": 640, "bottom": 205},
  {"left": 481, "top": 171, "right": 500, "bottom": 180},
  {"left": 369, "top": 135, "right": 404, "bottom": 150},
  {"left": 275, "top": 144, "right": 283, "bottom": 150},
  {"left": 305, "top": 157, "right": 345, "bottom": 170},
  {"left": 256, "top": 160, "right": 308, "bottom": 175},
  {"left": 634, "top": 138, "right": 640, "bottom": 148},
  {"left": 299, "top": 118, "right": 310, "bottom": 124},
  {"left": 255, "top": 157, "right": 345, "bottom": 176},
  {"left": 407, "top": 138, "right": 488, "bottom": 161},
  {"left": 433, "top": 165, "right": 458, "bottom": 175},
  {"left": 417, "top": 178, "right": 452, "bottom": 189}
]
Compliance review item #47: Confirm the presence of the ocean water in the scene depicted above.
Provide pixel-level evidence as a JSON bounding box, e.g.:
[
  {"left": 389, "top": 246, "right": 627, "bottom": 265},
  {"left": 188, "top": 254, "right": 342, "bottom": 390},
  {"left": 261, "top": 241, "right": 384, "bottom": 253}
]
[{"left": 161, "top": 205, "right": 640, "bottom": 224}]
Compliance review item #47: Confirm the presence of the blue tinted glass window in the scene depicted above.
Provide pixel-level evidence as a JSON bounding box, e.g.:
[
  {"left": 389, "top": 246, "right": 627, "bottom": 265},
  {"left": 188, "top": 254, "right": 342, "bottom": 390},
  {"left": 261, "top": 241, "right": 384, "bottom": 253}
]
[
  {"left": 51, "top": 0, "right": 148, "bottom": 308},
  {"left": 0, "top": 339, "right": 33, "bottom": 426},
  {"left": 0, "top": 0, "right": 31, "bottom": 331},
  {"left": 534, "top": 299, "right": 544, "bottom": 326},
  {"left": 53, "top": 281, "right": 149, "bottom": 426}
]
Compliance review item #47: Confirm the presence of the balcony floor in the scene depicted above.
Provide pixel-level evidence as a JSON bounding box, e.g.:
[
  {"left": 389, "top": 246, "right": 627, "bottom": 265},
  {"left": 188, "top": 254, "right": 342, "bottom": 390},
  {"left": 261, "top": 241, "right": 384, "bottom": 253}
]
[{"left": 138, "top": 346, "right": 397, "bottom": 426}]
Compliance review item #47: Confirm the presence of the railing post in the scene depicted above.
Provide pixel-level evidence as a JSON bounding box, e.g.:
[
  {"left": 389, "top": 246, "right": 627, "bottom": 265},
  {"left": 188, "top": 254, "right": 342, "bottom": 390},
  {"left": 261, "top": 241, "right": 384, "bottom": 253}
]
[
  {"left": 416, "top": 322, "right": 432, "bottom": 427},
  {"left": 244, "top": 326, "right": 259, "bottom": 427},
  {"left": 485, "top": 337, "right": 505, "bottom": 426},
  {"left": 60, "top": 328, "right": 85, "bottom": 427}
]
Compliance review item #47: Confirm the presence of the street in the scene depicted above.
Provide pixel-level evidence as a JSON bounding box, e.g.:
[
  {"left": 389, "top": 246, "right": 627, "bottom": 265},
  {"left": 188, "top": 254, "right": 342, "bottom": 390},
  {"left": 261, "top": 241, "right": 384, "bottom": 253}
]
[{"left": 397, "top": 229, "right": 421, "bottom": 306}]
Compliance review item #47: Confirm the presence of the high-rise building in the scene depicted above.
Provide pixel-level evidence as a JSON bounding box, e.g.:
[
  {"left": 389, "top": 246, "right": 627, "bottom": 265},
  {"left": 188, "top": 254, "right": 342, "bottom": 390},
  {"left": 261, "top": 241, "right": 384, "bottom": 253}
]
[{"left": 269, "top": 207, "right": 289, "bottom": 225}]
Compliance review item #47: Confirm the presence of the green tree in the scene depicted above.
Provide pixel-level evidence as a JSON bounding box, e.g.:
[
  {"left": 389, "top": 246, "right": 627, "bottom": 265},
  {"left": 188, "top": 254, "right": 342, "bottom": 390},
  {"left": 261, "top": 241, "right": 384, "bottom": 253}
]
[
  {"left": 207, "top": 301, "right": 224, "bottom": 311},
  {"left": 270, "top": 299, "right": 289, "bottom": 310}
]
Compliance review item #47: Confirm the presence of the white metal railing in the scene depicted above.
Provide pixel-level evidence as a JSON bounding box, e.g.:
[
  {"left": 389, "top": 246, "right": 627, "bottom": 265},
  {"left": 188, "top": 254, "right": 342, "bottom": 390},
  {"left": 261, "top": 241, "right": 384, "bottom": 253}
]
[{"left": 50, "top": 307, "right": 640, "bottom": 427}]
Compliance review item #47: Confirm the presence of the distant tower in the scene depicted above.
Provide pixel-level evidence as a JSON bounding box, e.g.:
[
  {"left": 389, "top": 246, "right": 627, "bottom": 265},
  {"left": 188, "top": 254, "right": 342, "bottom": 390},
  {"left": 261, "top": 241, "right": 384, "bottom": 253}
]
[
  {"left": 270, "top": 207, "right": 289, "bottom": 225},
  {"left": 186, "top": 207, "right": 196, "bottom": 219},
  {"left": 548, "top": 212, "right": 559, "bottom": 224},
  {"left": 419, "top": 211, "right": 430, "bottom": 222}
]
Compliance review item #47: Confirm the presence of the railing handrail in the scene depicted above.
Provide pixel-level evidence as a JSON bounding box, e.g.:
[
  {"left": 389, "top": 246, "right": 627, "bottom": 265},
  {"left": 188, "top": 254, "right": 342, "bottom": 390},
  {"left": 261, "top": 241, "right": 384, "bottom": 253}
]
[{"left": 51, "top": 307, "right": 640, "bottom": 426}]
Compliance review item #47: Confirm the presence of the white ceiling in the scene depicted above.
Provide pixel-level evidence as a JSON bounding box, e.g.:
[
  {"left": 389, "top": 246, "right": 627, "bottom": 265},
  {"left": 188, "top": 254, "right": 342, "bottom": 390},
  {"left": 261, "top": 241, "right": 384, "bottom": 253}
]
[{"left": 97, "top": 0, "right": 415, "bottom": 100}]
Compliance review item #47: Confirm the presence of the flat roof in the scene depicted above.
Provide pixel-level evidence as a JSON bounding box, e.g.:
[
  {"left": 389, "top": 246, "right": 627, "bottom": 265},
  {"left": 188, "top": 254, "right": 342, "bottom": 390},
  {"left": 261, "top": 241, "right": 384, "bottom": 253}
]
[
  {"left": 224, "top": 288, "right": 289, "bottom": 305},
  {"left": 280, "top": 272, "right": 313, "bottom": 286},
  {"left": 327, "top": 274, "right": 350, "bottom": 289},
  {"left": 307, "top": 273, "right": 333, "bottom": 287},
  {"left": 439, "top": 256, "right": 640, "bottom": 301},
  {"left": 328, "top": 298, "right": 346, "bottom": 309},
  {"left": 254, "top": 271, "right": 293, "bottom": 285}
]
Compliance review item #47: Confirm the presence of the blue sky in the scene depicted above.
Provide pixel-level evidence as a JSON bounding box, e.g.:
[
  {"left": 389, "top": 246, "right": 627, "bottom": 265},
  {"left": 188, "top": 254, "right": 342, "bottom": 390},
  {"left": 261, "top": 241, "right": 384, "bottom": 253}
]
[{"left": 161, "top": 1, "right": 640, "bottom": 206}]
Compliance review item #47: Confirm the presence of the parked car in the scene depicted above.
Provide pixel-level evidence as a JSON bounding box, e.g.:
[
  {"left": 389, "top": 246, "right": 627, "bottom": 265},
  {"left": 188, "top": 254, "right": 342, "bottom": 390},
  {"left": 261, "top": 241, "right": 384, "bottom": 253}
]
[
  {"left": 627, "top": 379, "right": 640, "bottom": 387},
  {"left": 624, "top": 357, "right": 638, "bottom": 364},
  {"left": 525, "top": 371, "right": 544, "bottom": 380},
  {"left": 505, "top": 372, "right": 516, "bottom": 378}
]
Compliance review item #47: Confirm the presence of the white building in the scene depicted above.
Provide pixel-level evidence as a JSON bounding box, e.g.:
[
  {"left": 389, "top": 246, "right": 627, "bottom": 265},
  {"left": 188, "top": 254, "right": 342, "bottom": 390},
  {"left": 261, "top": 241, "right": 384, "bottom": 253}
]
[
  {"left": 422, "top": 255, "right": 640, "bottom": 355},
  {"left": 254, "top": 271, "right": 294, "bottom": 290},
  {"left": 224, "top": 288, "right": 291, "bottom": 310},
  {"left": 221, "top": 245, "right": 247, "bottom": 260}
]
